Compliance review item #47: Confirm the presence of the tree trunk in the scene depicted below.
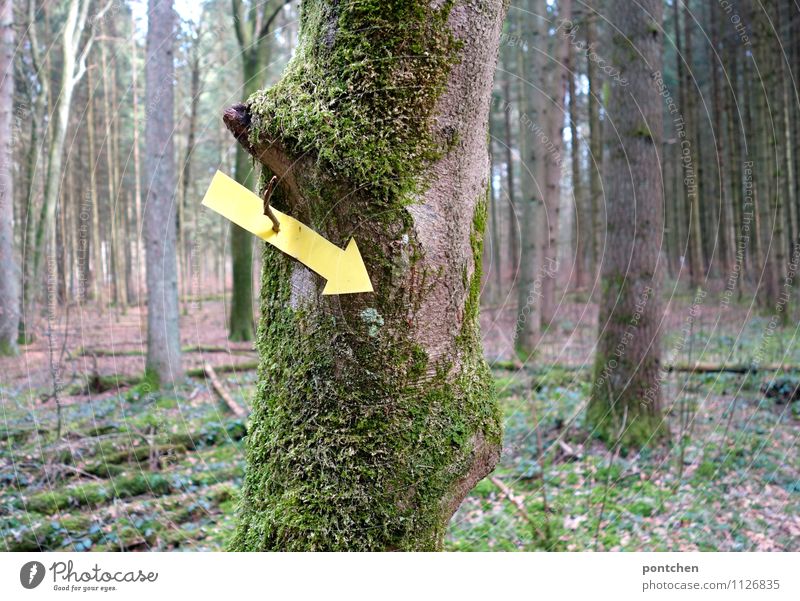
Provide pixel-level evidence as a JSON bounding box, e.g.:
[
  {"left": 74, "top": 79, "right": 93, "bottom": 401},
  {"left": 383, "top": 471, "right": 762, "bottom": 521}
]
[
  {"left": 131, "top": 15, "right": 143, "bottom": 304},
  {"left": 678, "top": 0, "right": 704, "bottom": 288},
  {"left": 588, "top": 0, "right": 666, "bottom": 448},
  {"left": 143, "top": 0, "right": 182, "bottom": 388},
  {"left": 566, "top": 17, "right": 585, "bottom": 290},
  {"left": 223, "top": 0, "right": 505, "bottom": 550},
  {"left": 228, "top": 0, "right": 288, "bottom": 342},
  {"left": 0, "top": 0, "right": 18, "bottom": 356},
  {"left": 709, "top": 1, "right": 732, "bottom": 277},
  {"left": 86, "top": 63, "right": 104, "bottom": 304},
  {"left": 540, "top": 0, "right": 570, "bottom": 327},
  {"left": 514, "top": 0, "right": 547, "bottom": 356},
  {"left": 586, "top": 0, "right": 602, "bottom": 293},
  {"left": 501, "top": 24, "right": 519, "bottom": 274}
]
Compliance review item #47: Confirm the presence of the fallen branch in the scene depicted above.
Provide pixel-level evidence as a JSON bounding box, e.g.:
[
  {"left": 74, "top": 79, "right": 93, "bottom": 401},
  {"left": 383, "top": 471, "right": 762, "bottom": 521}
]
[
  {"left": 203, "top": 363, "right": 248, "bottom": 418},
  {"left": 77, "top": 345, "right": 255, "bottom": 357},
  {"left": 489, "top": 476, "right": 544, "bottom": 539},
  {"left": 186, "top": 361, "right": 259, "bottom": 377},
  {"left": 666, "top": 363, "right": 800, "bottom": 374},
  {"left": 492, "top": 361, "right": 800, "bottom": 375}
]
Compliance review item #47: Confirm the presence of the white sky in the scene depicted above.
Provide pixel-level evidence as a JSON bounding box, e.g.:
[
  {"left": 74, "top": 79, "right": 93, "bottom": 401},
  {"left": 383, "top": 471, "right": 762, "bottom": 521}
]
[{"left": 130, "top": 0, "right": 205, "bottom": 36}]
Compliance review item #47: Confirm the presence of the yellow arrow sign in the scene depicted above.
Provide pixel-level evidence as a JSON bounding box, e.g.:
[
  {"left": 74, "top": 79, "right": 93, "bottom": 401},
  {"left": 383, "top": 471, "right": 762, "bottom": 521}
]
[{"left": 201, "top": 170, "right": 373, "bottom": 295}]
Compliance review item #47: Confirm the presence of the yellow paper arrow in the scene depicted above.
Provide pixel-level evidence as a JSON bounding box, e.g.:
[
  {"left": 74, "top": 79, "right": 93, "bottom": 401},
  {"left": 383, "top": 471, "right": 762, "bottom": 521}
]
[{"left": 201, "top": 170, "right": 373, "bottom": 295}]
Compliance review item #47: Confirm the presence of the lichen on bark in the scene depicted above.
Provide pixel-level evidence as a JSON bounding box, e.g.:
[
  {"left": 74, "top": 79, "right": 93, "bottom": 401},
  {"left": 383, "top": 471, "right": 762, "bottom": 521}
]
[{"left": 226, "top": 0, "right": 507, "bottom": 551}]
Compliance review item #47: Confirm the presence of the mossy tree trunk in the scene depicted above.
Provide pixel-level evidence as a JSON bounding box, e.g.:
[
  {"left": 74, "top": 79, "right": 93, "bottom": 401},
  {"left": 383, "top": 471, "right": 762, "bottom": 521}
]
[
  {"left": 588, "top": 0, "right": 666, "bottom": 449},
  {"left": 223, "top": 0, "right": 506, "bottom": 551}
]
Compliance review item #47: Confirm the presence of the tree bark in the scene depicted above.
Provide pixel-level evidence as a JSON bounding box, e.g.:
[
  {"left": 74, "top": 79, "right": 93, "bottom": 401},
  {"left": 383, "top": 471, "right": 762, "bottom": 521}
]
[
  {"left": 0, "top": 0, "right": 18, "bottom": 356},
  {"left": 500, "top": 23, "right": 519, "bottom": 275},
  {"left": 514, "top": 0, "right": 547, "bottom": 356},
  {"left": 224, "top": 0, "right": 505, "bottom": 550},
  {"left": 586, "top": 0, "right": 602, "bottom": 294},
  {"left": 588, "top": 0, "right": 666, "bottom": 448},
  {"left": 566, "top": 15, "right": 586, "bottom": 290},
  {"left": 678, "top": 0, "right": 704, "bottom": 288},
  {"left": 709, "top": 1, "right": 732, "bottom": 276},
  {"left": 540, "top": 0, "right": 571, "bottom": 326},
  {"left": 144, "top": 0, "right": 182, "bottom": 388},
  {"left": 131, "top": 14, "right": 143, "bottom": 304}
]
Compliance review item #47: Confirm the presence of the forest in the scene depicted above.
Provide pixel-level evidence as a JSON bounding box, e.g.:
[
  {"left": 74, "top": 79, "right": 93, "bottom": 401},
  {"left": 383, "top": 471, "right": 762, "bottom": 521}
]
[{"left": 0, "top": 0, "right": 798, "bottom": 552}]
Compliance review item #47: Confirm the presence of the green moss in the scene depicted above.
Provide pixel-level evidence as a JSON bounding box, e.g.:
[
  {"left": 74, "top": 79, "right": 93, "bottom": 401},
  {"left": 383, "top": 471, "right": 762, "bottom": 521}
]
[
  {"left": 139, "top": 369, "right": 160, "bottom": 395},
  {"left": 586, "top": 381, "right": 668, "bottom": 450},
  {"left": 631, "top": 123, "right": 653, "bottom": 141},
  {"left": 0, "top": 339, "right": 18, "bottom": 357},
  {"left": 229, "top": 188, "right": 500, "bottom": 550},
  {"left": 245, "top": 0, "right": 460, "bottom": 202}
]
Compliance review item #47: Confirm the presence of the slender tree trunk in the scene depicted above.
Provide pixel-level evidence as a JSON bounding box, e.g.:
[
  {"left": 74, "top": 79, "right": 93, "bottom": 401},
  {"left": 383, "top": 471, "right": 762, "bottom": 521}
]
[
  {"left": 566, "top": 17, "right": 585, "bottom": 290},
  {"left": 229, "top": 100, "right": 257, "bottom": 341},
  {"left": 586, "top": 1, "right": 602, "bottom": 292},
  {"left": 227, "top": 0, "right": 289, "bottom": 342},
  {"left": 144, "top": 0, "right": 182, "bottom": 388},
  {"left": 181, "top": 29, "right": 202, "bottom": 311},
  {"left": 709, "top": 1, "right": 732, "bottom": 276},
  {"left": 489, "top": 141, "right": 503, "bottom": 301},
  {"left": 501, "top": 63, "right": 517, "bottom": 277},
  {"left": 684, "top": 1, "right": 705, "bottom": 287},
  {"left": 131, "top": 16, "right": 143, "bottom": 304},
  {"left": 743, "top": 57, "right": 763, "bottom": 284},
  {"left": 724, "top": 33, "right": 744, "bottom": 297},
  {"left": 514, "top": 0, "right": 547, "bottom": 356},
  {"left": 86, "top": 63, "right": 104, "bottom": 304},
  {"left": 752, "top": 1, "right": 780, "bottom": 309},
  {"left": 588, "top": 0, "right": 666, "bottom": 448},
  {"left": 224, "top": 0, "right": 505, "bottom": 550},
  {"left": 501, "top": 25, "right": 518, "bottom": 274},
  {"left": 778, "top": 1, "right": 797, "bottom": 279},
  {"left": 0, "top": 0, "right": 18, "bottom": 355},
  {"left": 100, "top": 40, "right": 121, "bottom": 307},
  {"left": 540, "top": 0, "right": 571, "bottom": 326}
]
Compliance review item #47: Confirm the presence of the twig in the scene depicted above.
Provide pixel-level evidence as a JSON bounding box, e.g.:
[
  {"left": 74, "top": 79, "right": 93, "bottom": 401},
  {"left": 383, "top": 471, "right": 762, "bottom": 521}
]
[
  {"left": 489, "top": 476, "right": 545, "bottom": 540},
  {"left": 203, "top": 363, "right": 248, "bottom": 418},
  {"left": 530, "top": 392, "right": 552, "bottom": 543},
  {"left": 262, "top": 175, "right": 280, "bottom": 232}
]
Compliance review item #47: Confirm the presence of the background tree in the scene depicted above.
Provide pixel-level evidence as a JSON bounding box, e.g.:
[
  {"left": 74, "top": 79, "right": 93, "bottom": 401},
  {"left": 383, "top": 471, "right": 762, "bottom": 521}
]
[
  {"left": 25, "top": 0, "right": 109, "bottom": 313},
  {"left": 227, "top": 0, "right": 289, "bottom": 342},
  {"left": 0, "top": 0, "right": 17, "bottom": 356},
  {"left": 143, "top": 0, "right": 182, "bottom": 388},
  {"left": 540, "top": 0, "right": 570, "bottom": 326},
  {"left": 223, "top": 0, "right": 506, "bottom": 550},
  {"left": 514, "top": 0, "right": 547, "bottom": 356},
  {"left": 588, "top": 0, "right": 666, "bottom": 448}
]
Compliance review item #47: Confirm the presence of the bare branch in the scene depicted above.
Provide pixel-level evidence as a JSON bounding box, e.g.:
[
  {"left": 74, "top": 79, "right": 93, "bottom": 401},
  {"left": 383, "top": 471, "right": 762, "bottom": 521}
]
[
  {"left": 231, "top": 0, "right": 250, "bottom": 49},
  {"left": 257, "top": 0, "right": 294, "bottom": 43},
  {"left": 72, "top": 0, "right": 113, "bottom": 86}
]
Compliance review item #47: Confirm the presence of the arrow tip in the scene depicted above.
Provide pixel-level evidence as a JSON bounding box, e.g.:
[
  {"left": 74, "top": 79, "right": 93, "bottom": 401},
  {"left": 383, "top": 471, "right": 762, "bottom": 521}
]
[{"left": 322, "top": 238, "right": 373, "bottom": 295}]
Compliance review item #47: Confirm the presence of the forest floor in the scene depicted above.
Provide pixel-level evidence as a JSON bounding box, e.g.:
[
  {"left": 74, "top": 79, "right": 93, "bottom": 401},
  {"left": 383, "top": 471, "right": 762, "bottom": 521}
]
[{"left": 1, "top": 296, "right": 798, "bottom": 551}]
